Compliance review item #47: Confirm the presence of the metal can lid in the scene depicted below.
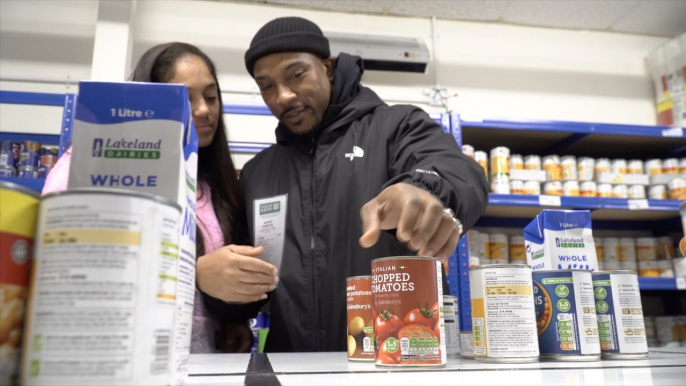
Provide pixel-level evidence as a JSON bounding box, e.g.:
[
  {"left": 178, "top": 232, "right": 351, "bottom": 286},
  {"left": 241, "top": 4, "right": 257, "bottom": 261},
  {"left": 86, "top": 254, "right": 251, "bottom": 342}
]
[
  {"left": 372, "top": 256, "right": 441, "bottom": 263},
  {"left": 470, "top": 264, "right": 531, "bottom": 271},
  {"left": 42, "top": 187, "right": 181, "bottom": 212},
  {"left": 591, "top": 270, "right": 638, "bottom": 276},
  {"left": 346, "top": 275, "right": 371, "bottom": 280}
]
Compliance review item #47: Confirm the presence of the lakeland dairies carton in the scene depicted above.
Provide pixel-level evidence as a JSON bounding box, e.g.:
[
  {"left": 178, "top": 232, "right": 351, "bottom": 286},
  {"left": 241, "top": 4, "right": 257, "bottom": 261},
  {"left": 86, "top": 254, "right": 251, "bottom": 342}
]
[
  {"left": 524, "top": 210, "right": 599, "bottom": 271},
  {"left": 67, "top": 81, "right": 198, "bottom": 385}
]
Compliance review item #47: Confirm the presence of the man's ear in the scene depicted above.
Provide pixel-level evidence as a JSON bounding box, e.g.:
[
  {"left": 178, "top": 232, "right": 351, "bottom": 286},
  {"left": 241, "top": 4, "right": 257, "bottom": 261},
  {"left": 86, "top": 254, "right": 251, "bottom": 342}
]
[{"left": 323, "top": 57, "right": 336, "bottom": 82}]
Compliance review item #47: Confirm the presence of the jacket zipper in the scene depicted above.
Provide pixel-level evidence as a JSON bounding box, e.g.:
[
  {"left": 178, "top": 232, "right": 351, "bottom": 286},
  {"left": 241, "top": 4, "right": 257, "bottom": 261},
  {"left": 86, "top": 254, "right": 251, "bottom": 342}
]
[{"left": 309, "top": 136, "right": 320, "bottom": 351}]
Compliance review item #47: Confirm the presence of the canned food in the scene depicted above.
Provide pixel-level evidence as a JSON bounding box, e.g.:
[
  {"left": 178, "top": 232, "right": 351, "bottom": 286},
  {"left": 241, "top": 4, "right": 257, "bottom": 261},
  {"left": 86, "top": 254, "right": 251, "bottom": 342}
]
[
  {"left": 677, "top": 316, "right": 686, "bottom": 342},
  {"left": 443, "top": 295, "right": 460, "bottom": 357},
  {"left": 577, "top": 157, "right": 595, "bottom": 181},
  {"left": 680, "top": 158, "right": 686, "bottom": 174},
  {"left": 460, "top": 331, "right": 474, "bottom": 358},
  {"left": 595, "top": 158, "right": 611, "bottom": 175},
  {"left": 36, "top": 166, "right": 53, "bottom": 179},
  {"left": 38, "top": 146, "right": 58, "bottom": 169},
  {"left": 509, "top": 180, "right": 524, "bottom": 195},
  {"left": 488, "top": 234, "right": 509, "bottom": 264},
  {"left": 510, "top": 154, "right": 524, "bottom": 171},
  {"left": 648, "top": 185, "right": 668, "bottom": 200},
  {"left": 611, "top": 159, "right": 628, "bottom": 174},
  {"left": 645, "top": 159, "right": 663, "bottom": 175},
  {"left": 628, "top": 160, "right": 644, "bottom": 175},
  {"left": 371, "top": 257, "right": 445, "bottom": 367},
  {"left": 594, "top": 238, "right": 604, "bottom": 262},
  {"left": 659, "top": 260, "right": 675, "bottom": 278},
  {"left": 0, "top": 181, "right": 39, "bottom": 385},
  {"left": 490, "top": 147, "right": 510, "bottom": 179},
  {"left": 346, "top": 276, "right": 374, "bottom": 361},
  {"left": 18, "top": 141, "right": 41, "bottom": 168},
  {"left": 491, "top": 175, "right": 510, "bottom": 194},
  {"left": 638, "top": 260, "right": 660, "bottom": 277},
  {"left": 524, "top": 181, "right": 541, "bottom": 195},
  {"left": 0, "top": 166, "right": 15, "bottom": 178},
  {"left": 628, "top": 185, "right": 646, "bottom": 199},
  {"left": 621, "top": 261, "right": 638, "bottom": 272},
  {"left": 525, "top": 155, "right": 542, "bottom": 171},
  {"left": 562, "top": 180, "right": 580, "bottom": 197},
  {"left": 470, "top": 265, "right": 539, "bottom": 363},
  {"left": 663, "top": 158, "right": 679, "bottom": 174},
  {"left": 603, "top": 261, "right": 621, "bottom": 271},
  {"left": 469, "top": 230, "right": 484, "bottom": 260},
  {"left": 636, "top": 238, "right": 659, "bottom": 261},
  {"left": 18, "top": 165, "right": 37, "bottom": 178},
  {"left": 668, "top": 178, "right": 686, "bottom": 199},
  {"left": 597, "top": 183, "right": 612, "bottom": 197},
  {"left": 475, "top": 151, "right": 488, "bottom": 178},
  {"left": 674, "top": 257, "right": 686, "bottom": 277},
  {"left": 611, "top": 184, "right": 628, "bottom": 199},
  {"left": 580, "top": 181, "right": 597, "bottom": 197},
  {"left": 659, "top": 236, "right": 677, "bottom": 260},
  {"left": 655, "top": 316, "right": 679, "bottom": 345},
  {"left": 22, "top": 188, "right": 187, "bottom": 385},
  {"left": 480, "top": 233, "right": 491, "bottom": 261},
  {"left": 619, "top": 238, "right": 637, "bottom": 262},
  {"left": 644, "top": 317, "right": 656, "bottom": 341},
  {"left": 603, "top": 238, "right": 620, "bottom": 263},
  {"left": 533, "top": 270, "right": 601, "bottom": 361},
  {"left": 592, "top": 271, "right": 648, "bottom": 359},
  {"left": 543, "top": 155, "right": 562, "bottom": 181},
  {"left": 509, "top": 236, "right": 526, "bottom": 262},
  {"left": 0, "top": 141, "right": 20, "bottom": 169},
  {"left": 561, "top": 156, "right": 578, "bottom": 181},
  {"left": 469, "top": 256, "right": 480, "bottom": 268},
  {"left": 543, "top": 181, "right": 562, "bottom": 196},
  {"left": 462, "top": 144, "right": 475, "bottom": 159}
]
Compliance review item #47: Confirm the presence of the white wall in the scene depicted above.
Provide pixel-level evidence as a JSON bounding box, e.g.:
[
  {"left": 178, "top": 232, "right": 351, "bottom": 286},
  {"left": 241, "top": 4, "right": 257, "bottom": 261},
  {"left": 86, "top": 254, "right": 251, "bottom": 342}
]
[{"left": 0, "top": 0, "right": 670, "bottom": 167}]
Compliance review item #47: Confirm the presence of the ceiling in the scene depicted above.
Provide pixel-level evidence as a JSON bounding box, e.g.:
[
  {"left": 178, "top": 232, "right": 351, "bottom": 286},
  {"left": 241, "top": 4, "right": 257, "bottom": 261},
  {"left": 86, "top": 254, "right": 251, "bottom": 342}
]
[{"left": 224, "top": 0, "right": 686, "bottom": 37}]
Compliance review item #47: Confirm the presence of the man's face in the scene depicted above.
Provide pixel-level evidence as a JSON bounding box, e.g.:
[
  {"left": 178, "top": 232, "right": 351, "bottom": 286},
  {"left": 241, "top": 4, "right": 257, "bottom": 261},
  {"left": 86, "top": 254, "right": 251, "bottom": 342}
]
[{"left": 254, "top": 52, "right": 334, "bottom": 135}]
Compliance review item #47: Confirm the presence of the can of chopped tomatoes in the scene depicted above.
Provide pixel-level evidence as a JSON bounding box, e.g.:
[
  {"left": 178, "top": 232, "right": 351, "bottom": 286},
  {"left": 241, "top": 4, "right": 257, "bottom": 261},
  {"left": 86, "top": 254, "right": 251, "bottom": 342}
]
[
  {"left": 346, "top": 276, "right": 375, "bottom": 361},
  {"left": 371, "top": 257, "right": 445, "bottom": 367},
  {"left": 469, "top": 264, "right": 540, "bottom": 363}
]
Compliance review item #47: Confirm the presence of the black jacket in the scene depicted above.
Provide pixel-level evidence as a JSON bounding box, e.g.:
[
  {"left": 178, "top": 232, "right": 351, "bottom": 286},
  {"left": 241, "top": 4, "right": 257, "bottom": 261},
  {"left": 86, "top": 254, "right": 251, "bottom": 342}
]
[{"left": 240, "top": 53, "right": 489, "bottom": 352}]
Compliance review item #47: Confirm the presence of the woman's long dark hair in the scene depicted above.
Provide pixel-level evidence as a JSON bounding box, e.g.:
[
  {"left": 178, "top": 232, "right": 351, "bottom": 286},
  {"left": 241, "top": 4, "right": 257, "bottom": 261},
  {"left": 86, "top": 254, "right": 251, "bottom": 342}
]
[{"left": 129, "top": 43, "right": 247, "bottom": 257}]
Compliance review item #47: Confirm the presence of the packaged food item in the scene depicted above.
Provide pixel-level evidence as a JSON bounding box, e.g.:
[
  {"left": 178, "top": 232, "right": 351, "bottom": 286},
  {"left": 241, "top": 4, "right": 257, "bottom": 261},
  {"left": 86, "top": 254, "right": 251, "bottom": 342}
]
[
  {"left": 0, "top": 141, "right": 20, "bottom": 170},
  {"left": 475, "top": 151, "right": 488, "bottom": 178},
  {"left": 619, "top": 238, "right": 637, "bottom": 262},
  {"left": 509, "top": 180, "right": 524, "bottom": 195},
  {"left": 627, "top": 160, "right": 644, "bottom": 175},
  {"left": 561, "top": 156, "right": 577, "bottom": 181},
  {"left": 443, "top": 295, "right": 460, "bottom": 357},
  {"left": 594, "top": 238, "right": 604, "bottom": 262},
  {"left": 461, "top": 144, "right": 475, "bottom": 159},
  {"left": 524, "top": 181, "right": 541, "bottom": 195},
  {"left": 18, "top": 166, "right": 37, "bottom": 178},
  {"left": 611, "top": 159, "right": 628, "bottom": 174},
  {"left": 636, "top": 238, "right": 659, "bottom": 261},
  {"left": 488, "top": 234, "right": 509, "bottom": 264},
  {"left": 628, "top": 185, "right": 646, "bottom": 199},
  {"left": 668, "top": 178, "right": 686, "bottom": 199},
  {"left": 524, "top": 210, "right": 599, "bottom": 271},
  {"left": 563, "top": 180, "right": 580, "bottom": 197},
  {"left": 543, "top": 155, "right": 562, "bottom": 181},
  {"left": 0, "top": 166, "right": 15, "bottom": 178},
  {"left": 645, "top": 159, "right": 663, "bottom": 175},
  {"left": 655, "top": 316, "right": 679, "bottom": 346},
  {"left": 612, "top": 184, "right": 628, "bottom": 199},
  {"left": 18, "top": 141, "right": 41, "bottom": 168},
  {"left": 470, "top": 265, "right": 539, "bottom": 363},
  {"left": 509, "top": 236, "right": 526, "bottom": 263},
  {"left": 491, "top": 176, "right": 510, "bottom": 194},
  {"left": 680, "top": 158, "right": 686, "bottom": 174},
  {"left": 577, "top": 157, "right": 595, "bottom": 181},
  {"left": 525, "top": 155, "right": 542, "bottom": 171},
  {"left": 510, "top": 154, "right": 524, "bottom": 171},
  {"left": 595, "top": 158, "right": 610, "bottom": 175},
  {"left": 603, "top": 238, "right": 620, "bottom": 263},
  {"left": 490, "top": 147, "right": 510, "bottom": 179},
  {"left": 371, "top": 257, "right": 445, "bottom": 367},
  {"left": 663, "top": 158, "right": 679, "bottom": 174},
  {"left": 580, "top": 181, "right": 597, "bottom": 197},
  {"left": 648, "top": 185, "right": 668, "bottom": 199},
  {"left": 346, "top": 276, "right": 374, "bottom": 361},
  {"left": 638, "top": 260, "right": 660, "bottom": 277},
  {"left": 597, "top": 183, "right": 613, "bottom": 197},
  {"left": 543, "top": 181, "right": 563, "bottom": 196},
  {"left": 659, "top": 236, "right": 677, "bottom": 260}
]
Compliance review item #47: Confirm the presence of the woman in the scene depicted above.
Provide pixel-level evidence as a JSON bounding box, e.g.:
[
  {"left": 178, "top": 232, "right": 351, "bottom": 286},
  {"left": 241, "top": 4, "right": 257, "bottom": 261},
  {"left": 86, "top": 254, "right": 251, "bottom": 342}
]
[{"left": 43, "top": 43, "right": 277, "bottom": 353}]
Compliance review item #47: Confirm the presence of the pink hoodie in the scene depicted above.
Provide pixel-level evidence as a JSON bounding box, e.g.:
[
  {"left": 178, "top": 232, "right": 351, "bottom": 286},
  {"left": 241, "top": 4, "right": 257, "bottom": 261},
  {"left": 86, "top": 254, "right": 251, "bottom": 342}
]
[{"left": 43, "top": 149, "right": 225, "bottom": 353}]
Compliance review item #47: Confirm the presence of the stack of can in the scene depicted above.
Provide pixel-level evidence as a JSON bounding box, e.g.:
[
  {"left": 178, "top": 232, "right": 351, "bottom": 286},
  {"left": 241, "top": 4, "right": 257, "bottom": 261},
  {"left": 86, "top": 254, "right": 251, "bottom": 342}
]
[
  {"left": 462, "top": 144, "right": 685, "bottom": 200},
  {"left": 468, "top": 230, "right": 531, "bottom": 266},
  {"left": 0, "top": 140, "right": 59, "bottom": 178},
  {"left": 599, "top": 236, "right": 676, "bottom": 277}
]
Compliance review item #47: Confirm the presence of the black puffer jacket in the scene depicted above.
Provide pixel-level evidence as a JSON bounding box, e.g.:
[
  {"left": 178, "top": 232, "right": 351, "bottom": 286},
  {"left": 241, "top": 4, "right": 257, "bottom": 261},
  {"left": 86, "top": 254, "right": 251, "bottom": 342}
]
[{"left": 240, "top": 53, "right": 489, "bottom": 352}]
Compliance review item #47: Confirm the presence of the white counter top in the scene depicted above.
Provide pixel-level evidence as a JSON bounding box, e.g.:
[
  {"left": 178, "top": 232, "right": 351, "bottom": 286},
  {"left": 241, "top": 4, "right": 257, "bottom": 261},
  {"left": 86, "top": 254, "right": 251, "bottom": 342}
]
[{"left": 187, "top": 349, "right": 686, "bottom": 385}]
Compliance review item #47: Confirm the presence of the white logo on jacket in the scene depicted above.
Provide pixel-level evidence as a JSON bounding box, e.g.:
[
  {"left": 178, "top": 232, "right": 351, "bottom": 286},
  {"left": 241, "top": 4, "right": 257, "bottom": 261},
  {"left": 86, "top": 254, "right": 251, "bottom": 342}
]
[{"left": 345, "top": 146, "right": 364, "bottom": 161}]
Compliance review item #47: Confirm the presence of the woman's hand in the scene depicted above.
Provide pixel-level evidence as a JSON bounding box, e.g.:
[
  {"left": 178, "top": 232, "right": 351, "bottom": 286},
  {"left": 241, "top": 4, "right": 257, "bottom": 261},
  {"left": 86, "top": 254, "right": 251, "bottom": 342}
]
[{"left": 196, "top": 245, "right": 278, "bottom": 304}]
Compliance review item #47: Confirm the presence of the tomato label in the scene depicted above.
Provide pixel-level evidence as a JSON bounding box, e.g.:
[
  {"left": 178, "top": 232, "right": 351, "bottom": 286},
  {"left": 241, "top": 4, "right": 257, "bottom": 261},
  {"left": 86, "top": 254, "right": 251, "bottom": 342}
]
[
  {"left": 346, "top": 276, "right": 374, "bottom": 361},
  {"left": 371, "top": 257, "right": 446, "bottom": 366}
]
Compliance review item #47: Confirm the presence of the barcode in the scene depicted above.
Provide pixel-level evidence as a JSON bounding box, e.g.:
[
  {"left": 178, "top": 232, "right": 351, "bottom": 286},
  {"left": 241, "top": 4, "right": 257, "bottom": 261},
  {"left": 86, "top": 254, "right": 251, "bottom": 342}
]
[{"left": 151, "top": 330, "right": 171, "bottom": 375}]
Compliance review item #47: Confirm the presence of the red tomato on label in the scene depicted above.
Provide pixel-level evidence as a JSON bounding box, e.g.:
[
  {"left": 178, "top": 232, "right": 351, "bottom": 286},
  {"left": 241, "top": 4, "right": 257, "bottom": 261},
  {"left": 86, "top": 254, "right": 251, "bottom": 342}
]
[
  {"left": 398, "top": 324, "right": 437, "bottom": 341},
  {"left": 379, "top": 339, "right": 401, "bottom": 362},
  {"left": 375, "top": 310, "right": 404, "bottom": 342},
  {"left": 375, "top": 354, "right": 398, "bottom": 365},
  {"left": 431, "top": 301, "right": 440, "bottom": 327},
  {"left": 434, "top": 321, "right": 441, "bottom": 339},
  {"left": 403, "top": 302, "right": 437, "bottom": 329}
]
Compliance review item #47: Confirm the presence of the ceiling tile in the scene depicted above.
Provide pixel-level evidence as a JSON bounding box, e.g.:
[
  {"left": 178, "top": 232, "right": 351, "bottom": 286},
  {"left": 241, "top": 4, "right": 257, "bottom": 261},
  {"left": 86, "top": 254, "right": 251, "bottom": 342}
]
[
  {"left": 263, "top": 0, "right": 390, "bottom": 14},
  {"left": 386, "top": 0, "right": 512, "bottom": 21},
  {"left": 611, "top": 0, "right": 686, "bottom": 37},
  {"left": 502, "top": 0, "right": 638, "bottom": 30}
]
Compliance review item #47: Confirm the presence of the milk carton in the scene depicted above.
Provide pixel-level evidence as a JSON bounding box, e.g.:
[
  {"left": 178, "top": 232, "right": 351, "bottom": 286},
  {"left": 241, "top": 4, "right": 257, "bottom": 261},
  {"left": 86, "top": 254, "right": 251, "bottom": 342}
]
[
  {"left": 524, "top": 209, "right": 599, "bottom": 271},
  {"left": 68, "top": 81, "right": 198, "bottom": 385}
]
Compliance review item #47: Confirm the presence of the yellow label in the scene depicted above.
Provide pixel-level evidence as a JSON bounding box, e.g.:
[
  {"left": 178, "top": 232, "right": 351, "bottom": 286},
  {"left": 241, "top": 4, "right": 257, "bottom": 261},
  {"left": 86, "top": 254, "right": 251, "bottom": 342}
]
[
  {"left": 471, "top": 298, "right": 486, "bottom": 356},
  {"left": 0, "top": 188, "right": 39, "bottom": 238},
  {"left": 489, "top": 242, "right": 506, "bottom": 259},
  {"left": 486, "top": 285, "right": 532, "bottom": 296},
  {"left": 510, "top": 245, "right": 526, "bottom": 261},
  {"left": 637, "top": 246, "right": 657, "bottom": 261},
  {"left": 43, "top": 229, "right": 141, "bottom": 246}
]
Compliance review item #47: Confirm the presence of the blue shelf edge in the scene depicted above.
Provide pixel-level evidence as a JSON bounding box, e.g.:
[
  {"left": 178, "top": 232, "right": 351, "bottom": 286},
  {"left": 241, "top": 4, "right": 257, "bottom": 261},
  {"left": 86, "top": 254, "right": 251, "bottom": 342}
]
[
  {"left": 638, "top": 277, "right": 678, "bottom": 291},
  {"left": 488, "top": 194, "right": 682, "bottom": 212},
  {"left": 0, "top": 90, "right": 66, "bottom": 107},
  {"left": 0, "top": 177, "right": 45, "bottom": 192},
  {"left": 0, "top": 132, "right": 60, "bottom": 145},
  {"left": 459, "top": 115, "right": 686, "bottom": 138}
]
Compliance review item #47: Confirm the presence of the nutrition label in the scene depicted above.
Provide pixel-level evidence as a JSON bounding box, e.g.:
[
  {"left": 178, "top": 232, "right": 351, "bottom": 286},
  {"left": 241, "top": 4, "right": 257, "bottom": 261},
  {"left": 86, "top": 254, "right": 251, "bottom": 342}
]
[
  {"left": 23, "top": 195, "right": 180, "bottom": 385},
  {"left": 471, "top": 268, "right": 539, "bottom": 358}
]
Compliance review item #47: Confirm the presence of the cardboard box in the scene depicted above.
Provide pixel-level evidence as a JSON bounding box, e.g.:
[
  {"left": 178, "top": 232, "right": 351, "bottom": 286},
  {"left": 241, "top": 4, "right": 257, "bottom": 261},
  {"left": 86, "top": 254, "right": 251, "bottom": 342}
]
[
  {"left": 524, "top": 209, "right": 599, "bottom": 271},
  {"left": 68, "top": 81, "right": 198, "bottom": 385}
]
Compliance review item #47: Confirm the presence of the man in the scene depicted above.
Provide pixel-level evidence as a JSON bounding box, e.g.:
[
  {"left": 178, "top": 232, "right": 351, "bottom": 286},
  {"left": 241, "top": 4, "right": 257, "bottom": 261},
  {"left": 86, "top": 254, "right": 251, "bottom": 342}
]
[{"left": 240, "top": 16, "right": 489, "bottom": 352}]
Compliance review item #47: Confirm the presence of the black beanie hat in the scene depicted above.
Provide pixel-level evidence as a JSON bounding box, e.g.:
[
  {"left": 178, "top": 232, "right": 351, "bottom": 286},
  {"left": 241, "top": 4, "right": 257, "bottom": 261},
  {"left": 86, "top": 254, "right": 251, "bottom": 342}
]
[{"left": 244, "top": 17, "right": 331, "bottom": 78}]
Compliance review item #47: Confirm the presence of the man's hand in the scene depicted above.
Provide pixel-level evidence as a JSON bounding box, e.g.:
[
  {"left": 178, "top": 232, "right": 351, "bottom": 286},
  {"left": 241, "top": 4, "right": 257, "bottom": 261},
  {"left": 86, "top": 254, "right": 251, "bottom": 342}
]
[
  {"left": 196, "top": 245, "right": 278, "bottom": 304},
  {"left": 359, "top": 183, "right": 461, "bottom": 261}
]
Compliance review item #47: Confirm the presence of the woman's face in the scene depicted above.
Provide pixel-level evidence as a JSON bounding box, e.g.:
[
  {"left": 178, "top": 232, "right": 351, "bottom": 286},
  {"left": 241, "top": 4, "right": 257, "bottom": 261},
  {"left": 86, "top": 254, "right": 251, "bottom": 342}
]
[{"left": 168, "top": 55, "right": 220, "bottom": 148}]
